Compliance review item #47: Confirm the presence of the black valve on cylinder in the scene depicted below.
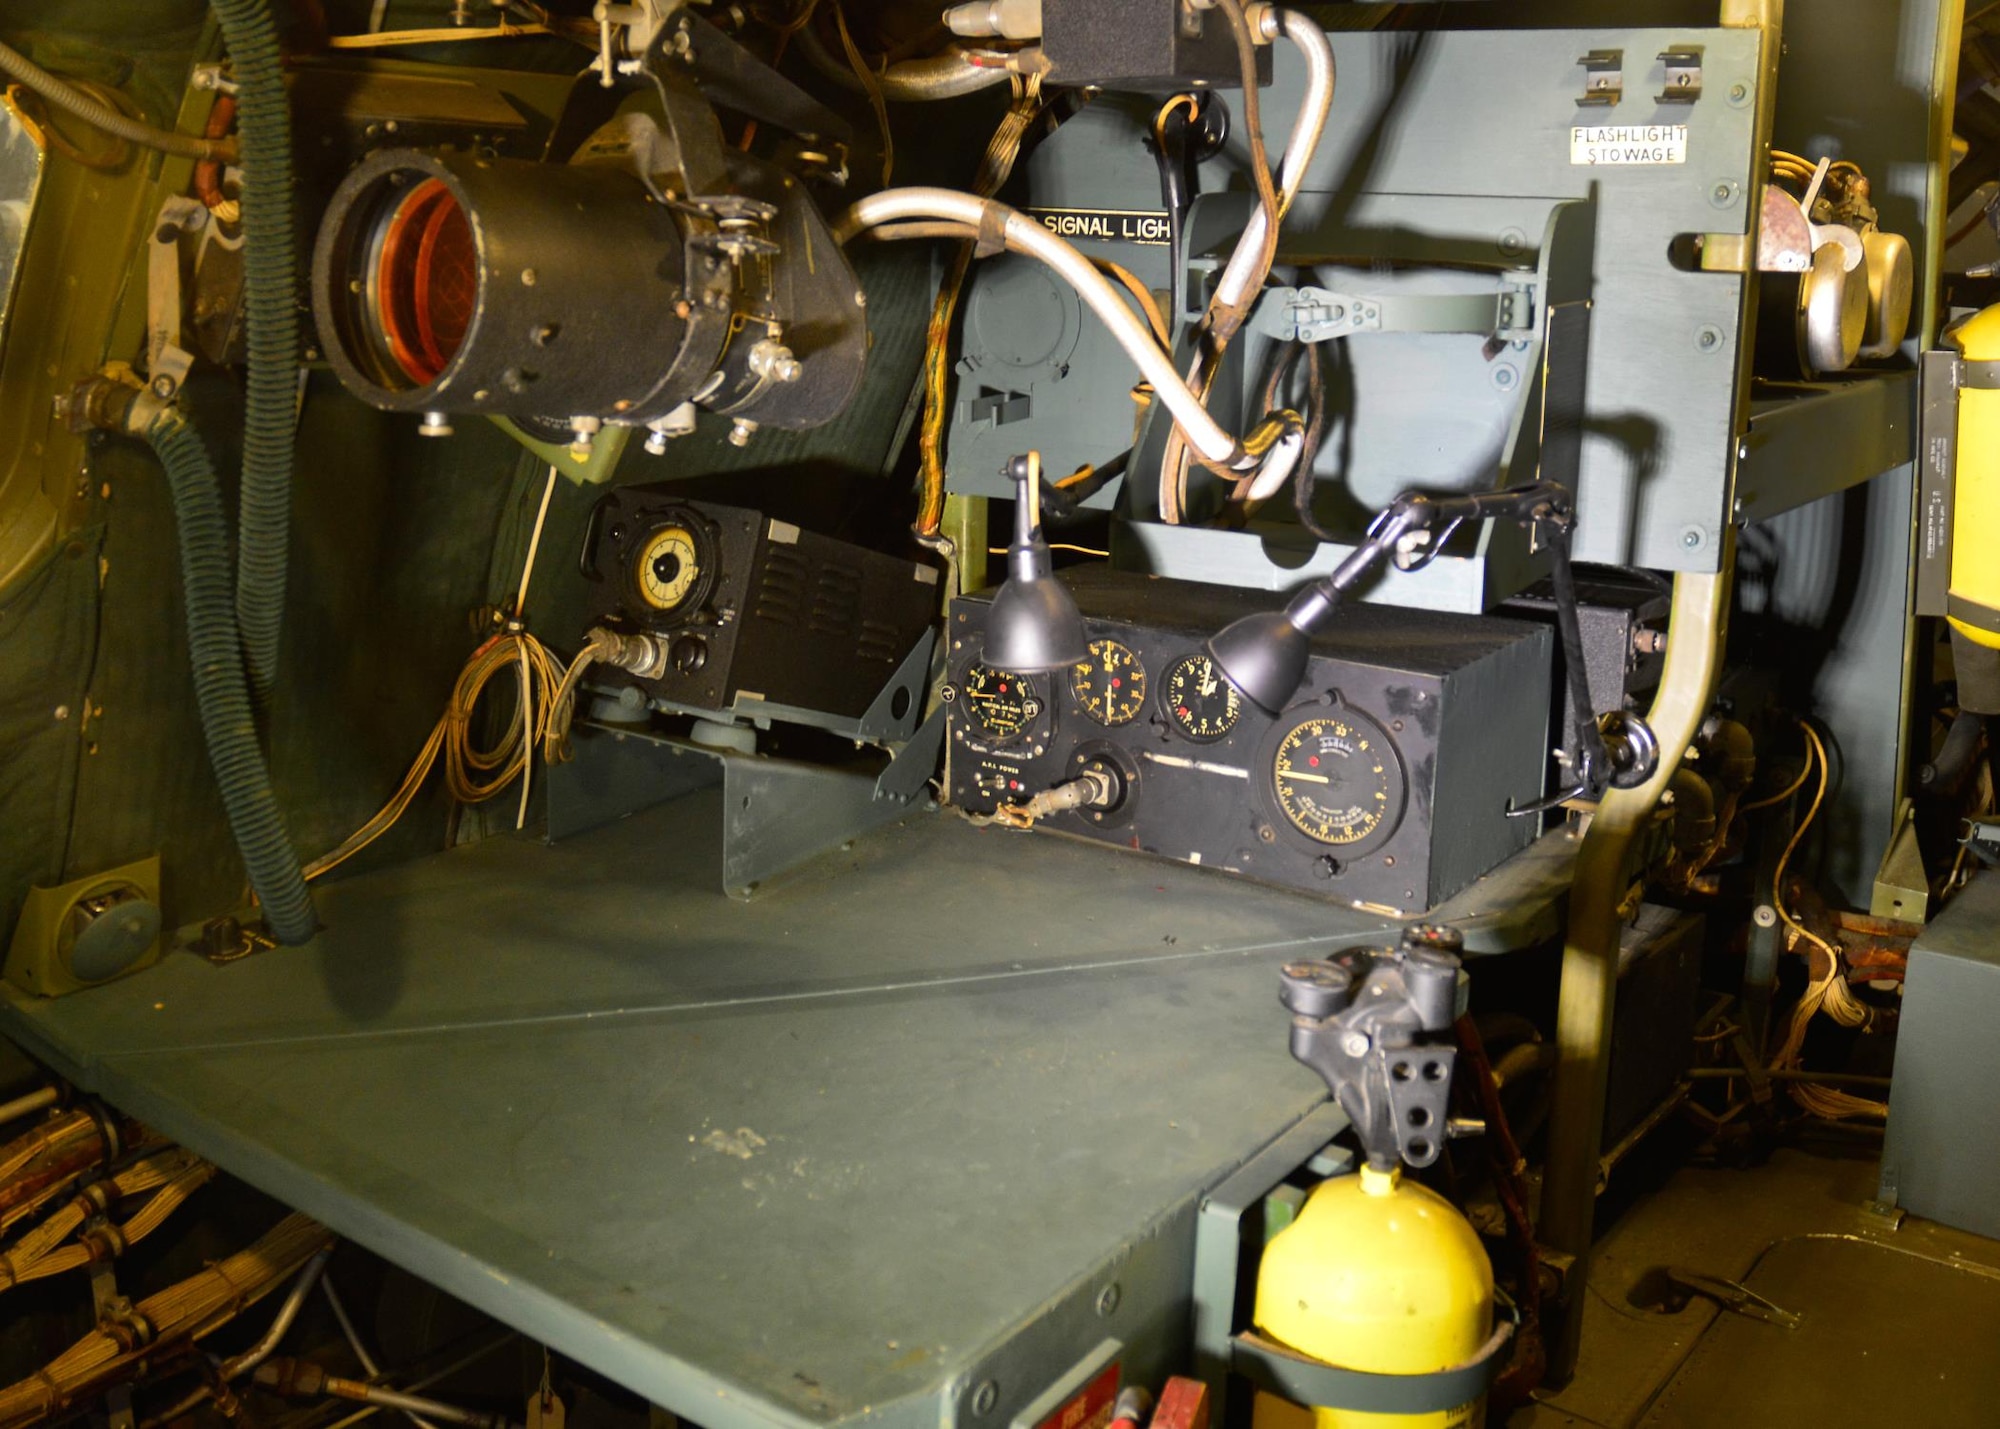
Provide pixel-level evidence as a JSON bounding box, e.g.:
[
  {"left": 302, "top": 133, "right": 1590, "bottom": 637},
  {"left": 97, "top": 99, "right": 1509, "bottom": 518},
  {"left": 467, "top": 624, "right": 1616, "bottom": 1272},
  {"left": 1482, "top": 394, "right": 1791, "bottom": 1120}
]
[{"left": 1279, "top": 925, "right": 1470, "bottom": 1171}]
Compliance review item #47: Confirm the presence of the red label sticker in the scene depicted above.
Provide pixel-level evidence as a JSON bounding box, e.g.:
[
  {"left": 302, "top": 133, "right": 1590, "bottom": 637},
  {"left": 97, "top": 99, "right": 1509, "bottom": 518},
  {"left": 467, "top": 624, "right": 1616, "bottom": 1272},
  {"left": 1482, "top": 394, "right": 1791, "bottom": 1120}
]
[{"left": 1036, "top": 1362, "right": 1120, "bottom": 1429}]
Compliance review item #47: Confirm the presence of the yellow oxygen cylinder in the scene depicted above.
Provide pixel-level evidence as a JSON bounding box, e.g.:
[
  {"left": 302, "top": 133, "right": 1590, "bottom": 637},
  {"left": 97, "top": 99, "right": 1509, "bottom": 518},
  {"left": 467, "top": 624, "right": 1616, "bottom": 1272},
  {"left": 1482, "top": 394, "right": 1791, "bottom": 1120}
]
[
  {"left": 1250, "top": 1165, "right": 1494, "bottom": 1429},
  {"left": 1952, "top": 305, "right": 2000, "bottom": 650}
]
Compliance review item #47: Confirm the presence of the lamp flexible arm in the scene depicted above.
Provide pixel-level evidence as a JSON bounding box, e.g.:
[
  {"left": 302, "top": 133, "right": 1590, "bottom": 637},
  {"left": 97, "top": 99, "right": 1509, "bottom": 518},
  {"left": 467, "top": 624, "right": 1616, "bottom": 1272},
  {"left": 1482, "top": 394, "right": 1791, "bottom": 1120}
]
[{"left": 1207, "top": 480, "right": 1653, "bottom": 806}]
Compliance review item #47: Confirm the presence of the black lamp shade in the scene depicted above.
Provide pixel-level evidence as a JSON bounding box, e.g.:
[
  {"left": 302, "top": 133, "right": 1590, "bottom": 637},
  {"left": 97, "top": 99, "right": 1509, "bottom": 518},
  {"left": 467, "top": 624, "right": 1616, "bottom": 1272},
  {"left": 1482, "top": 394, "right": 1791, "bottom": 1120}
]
[
  {"left": 985, "top": 453, "right": 1089, "bottom": 672},
  {"left": 986, "top": 540, "right": 1088, "bottom": 671},
  {"left": 1206, "top": 609, "right": 1310, "bottom": 714}
]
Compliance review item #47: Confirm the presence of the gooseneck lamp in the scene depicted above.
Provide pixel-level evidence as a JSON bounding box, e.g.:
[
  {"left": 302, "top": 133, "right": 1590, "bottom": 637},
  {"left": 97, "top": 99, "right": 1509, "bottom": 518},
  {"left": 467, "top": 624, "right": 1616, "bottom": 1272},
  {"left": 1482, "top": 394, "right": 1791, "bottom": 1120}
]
[
  {"left": 983, "top": 451, "right": 1089, "bottom": 672},
  {"left": 1205, "top": 481, "right": 1660, "bottom": 812}
]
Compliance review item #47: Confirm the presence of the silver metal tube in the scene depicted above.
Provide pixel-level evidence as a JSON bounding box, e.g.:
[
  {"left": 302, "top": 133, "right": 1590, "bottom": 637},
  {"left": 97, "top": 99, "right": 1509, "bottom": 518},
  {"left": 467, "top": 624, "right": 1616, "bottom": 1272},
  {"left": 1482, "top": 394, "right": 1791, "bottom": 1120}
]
[
  {"left": 1209, "top": 9, "right": 1336, "bottom": 318},
  {"left": 325, "top": 1276, "right": 443, "bottom": 1429},
  {"left": 833, "top": 188, "right": 1249, "bottom": 468},
  {"left": 221, "top": 1248, "right": 333, "bottom": 1380},
  {"left": 0, "top": 1085, "right": 59, "bottom": 1126},
  {"left": 336, "top": 1385, "right": 512, "bottom": 1429}
]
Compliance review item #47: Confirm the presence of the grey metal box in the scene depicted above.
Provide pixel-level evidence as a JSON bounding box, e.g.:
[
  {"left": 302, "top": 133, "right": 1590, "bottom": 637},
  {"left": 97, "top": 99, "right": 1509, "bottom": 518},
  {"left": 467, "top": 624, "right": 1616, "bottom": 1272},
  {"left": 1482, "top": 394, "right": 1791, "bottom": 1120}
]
[{"left": 1881, "top": 874, "right": 2000, "bottom": 1237}]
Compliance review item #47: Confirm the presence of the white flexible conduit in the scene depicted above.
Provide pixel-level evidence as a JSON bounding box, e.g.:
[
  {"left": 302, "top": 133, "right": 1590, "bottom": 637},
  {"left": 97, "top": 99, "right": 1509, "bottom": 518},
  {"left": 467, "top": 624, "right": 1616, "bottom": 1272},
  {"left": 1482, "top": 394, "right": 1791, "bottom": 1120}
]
[
  {"left": 833, "top": 11, "right": 1335, "bottom": 484},
  {"left": 835, "top": 187, "right": 1254, "bottom": 469},
  {"left": 1208, "top": 8, "right": 1336, "bottom": 326}
]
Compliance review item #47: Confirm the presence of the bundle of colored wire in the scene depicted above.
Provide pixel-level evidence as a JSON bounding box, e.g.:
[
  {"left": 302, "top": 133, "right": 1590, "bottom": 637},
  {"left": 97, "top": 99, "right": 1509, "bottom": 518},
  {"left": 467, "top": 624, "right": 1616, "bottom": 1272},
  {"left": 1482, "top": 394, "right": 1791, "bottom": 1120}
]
[
  {"left": 305, "top": 467, "right": 595, "bottom": 881},
  {"left": 1766, "top": 720, "right": 1889, "bottom": 1120},
  {"left": 0, "top": 1109, "right": 97, "bottom": 1187},
  {"left": 0, "top": 1149, "right": 213, "bottom": 1293},
  {"left": 912, "top": 72, "right": 1046, "bottom": 538},
  {"left": 0, "top": 1212, "right": 332, "bottom": 1429}
]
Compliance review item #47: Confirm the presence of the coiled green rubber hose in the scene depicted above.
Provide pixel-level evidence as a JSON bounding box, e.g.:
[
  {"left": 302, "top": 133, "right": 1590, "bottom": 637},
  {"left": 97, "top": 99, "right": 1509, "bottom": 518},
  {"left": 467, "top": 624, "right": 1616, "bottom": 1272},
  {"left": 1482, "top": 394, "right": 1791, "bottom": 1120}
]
[
  {"left": 212, "top": 0, "right": 297, "bottom": 706},
  {"left": 145, "top": 409, "right": 316, "bottom": 945}
]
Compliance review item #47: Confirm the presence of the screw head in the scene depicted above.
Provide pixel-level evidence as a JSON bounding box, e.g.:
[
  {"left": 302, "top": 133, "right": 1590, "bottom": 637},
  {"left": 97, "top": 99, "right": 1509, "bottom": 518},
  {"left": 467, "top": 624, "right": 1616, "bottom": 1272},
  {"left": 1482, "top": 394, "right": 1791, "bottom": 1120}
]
[
  {"left": 1709, "top": 180, "right": 1739, "bottom": 209},
  {"left": 1341, "top": 1031, "right": 1371, "bottom": 1058},
  {"left": 1095, "top": 1283, "right": 1121, "bottom": 1317},
  {"left": 1696, "top": 325, "right": 1723, "bottom": 352},
  {"left": 1727, "top": 81, "right": 1750, "bottom": 106},
  {"left": 971, "top": 1381, "right": 999, "bottom": 1417},
  {"left": 1753, "top": 904, "right": 1778, "bottom": 928},
  {"left": 1681, "top": 526, "right": 1705, "bottom": 549}
]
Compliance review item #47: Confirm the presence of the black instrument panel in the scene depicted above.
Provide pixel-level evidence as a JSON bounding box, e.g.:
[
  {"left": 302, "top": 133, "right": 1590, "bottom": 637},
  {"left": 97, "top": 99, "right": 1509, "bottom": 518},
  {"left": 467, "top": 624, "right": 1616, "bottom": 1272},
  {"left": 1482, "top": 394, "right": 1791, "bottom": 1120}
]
[{"left": 945, "top": 568, "right": 1553, "bottom": 914}]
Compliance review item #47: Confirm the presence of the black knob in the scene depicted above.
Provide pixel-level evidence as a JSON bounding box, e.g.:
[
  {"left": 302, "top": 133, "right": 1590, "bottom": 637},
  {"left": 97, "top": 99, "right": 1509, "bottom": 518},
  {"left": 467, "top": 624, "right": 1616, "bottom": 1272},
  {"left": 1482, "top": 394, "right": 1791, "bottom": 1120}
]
[{"left": 671, "top": 635, "right": 707, "bottom": 674}]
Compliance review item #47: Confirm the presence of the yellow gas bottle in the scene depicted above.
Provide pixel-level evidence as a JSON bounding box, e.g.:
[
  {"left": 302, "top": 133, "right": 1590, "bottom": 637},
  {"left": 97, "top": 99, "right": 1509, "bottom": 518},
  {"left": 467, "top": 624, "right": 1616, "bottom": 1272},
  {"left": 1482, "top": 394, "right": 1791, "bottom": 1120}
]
[
  {"left": 1250, "top": 1165, "right": 1494, "bottom": 1429},
  {"left": 1952, "top": 304, "right": 2000, "bottom": 651}
]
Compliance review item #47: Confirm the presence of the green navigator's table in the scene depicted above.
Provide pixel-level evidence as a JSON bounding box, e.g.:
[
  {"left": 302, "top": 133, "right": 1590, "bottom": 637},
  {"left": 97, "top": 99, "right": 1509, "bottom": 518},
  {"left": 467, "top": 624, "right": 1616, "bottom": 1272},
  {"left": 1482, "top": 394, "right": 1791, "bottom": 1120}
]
[{"left": 0, "top": 792, "right": 1571, "bottom": 1429}]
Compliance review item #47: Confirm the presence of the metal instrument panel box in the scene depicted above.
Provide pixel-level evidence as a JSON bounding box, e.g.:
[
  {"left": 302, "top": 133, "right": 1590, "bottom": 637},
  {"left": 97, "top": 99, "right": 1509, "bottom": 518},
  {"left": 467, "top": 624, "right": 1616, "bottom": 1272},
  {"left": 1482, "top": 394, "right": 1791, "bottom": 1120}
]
[
  {"left": 582, "top": 489, "right": 938, "bottom": 722},
  {"left": 944, "top": 569, "right": 1551, "bottom": 914}
]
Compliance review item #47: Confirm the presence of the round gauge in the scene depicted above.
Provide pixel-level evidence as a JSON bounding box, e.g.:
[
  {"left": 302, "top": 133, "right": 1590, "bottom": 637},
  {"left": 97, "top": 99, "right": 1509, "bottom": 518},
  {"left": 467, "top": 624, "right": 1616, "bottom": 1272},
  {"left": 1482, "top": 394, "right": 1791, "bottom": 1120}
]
[
  {"left": 1268, "top": 708, "right": 1407, "bottom": 850},
  {"left": 1071, "top": 639, "right": 1147, "bottom": 727},
  {"left": 962, "top": 664, "right": 1040, "bottom": 741},
  {"left": 634, "top": 525, "right": 702, "bottom": 613},
  {"left": 1163, "top": 652, "right": 1243, "bottom": 742}
]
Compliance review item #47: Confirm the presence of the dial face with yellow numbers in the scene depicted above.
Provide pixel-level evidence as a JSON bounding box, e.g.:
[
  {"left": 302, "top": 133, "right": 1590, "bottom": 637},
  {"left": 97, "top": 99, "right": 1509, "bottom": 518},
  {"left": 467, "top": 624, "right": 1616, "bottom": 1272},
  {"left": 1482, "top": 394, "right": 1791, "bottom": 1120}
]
[
  {"left": 1163, "top": 652, "right": 1242, "bottom": 742},
  {"left": 635, "top": 525, "right": 702, "bottom": 612},
  {"left": 1269, "top": 709, "right": 1406, "bottom": 849},
  {"left": 963, "top": 663, "right": 1040, "bottom": 741},
  {"left": 1071, "top": 639, "right": 1147, "bottom": 726}
]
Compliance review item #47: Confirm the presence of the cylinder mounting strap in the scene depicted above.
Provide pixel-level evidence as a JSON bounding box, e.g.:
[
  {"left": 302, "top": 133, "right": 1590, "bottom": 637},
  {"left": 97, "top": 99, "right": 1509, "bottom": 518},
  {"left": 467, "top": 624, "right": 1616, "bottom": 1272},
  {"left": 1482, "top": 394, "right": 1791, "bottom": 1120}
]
[{"left": 1228, "top": 1325, "right": 1513, "bottom": 1417}]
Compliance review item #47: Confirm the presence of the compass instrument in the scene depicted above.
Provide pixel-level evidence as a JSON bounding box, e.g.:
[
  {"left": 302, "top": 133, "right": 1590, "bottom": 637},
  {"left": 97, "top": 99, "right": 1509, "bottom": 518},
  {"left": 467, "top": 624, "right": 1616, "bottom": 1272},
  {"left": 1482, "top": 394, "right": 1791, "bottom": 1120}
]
[
  {"left": 635, "top": 525, "right": 703, "bottom": 613},
  {"left": 1268, "top": 708, "right": 1407, "bottom": 852},
  {"left": 1163, "top": 652, "right": 1242, "bottom": 742},
  {"left": 1071, "top": 639, "right": 1146, "bottom": 726}
]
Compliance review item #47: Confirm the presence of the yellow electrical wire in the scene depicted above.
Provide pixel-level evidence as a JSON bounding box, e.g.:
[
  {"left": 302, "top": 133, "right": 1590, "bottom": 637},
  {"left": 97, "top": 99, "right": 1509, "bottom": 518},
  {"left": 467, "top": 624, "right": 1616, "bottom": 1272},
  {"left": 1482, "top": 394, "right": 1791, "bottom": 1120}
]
[
  {"left": 304, "top": 469, "right": 597, "bottom": 882},
  {"left": 1766, "top": 721, "right": 1889, "bottom": 1120}
]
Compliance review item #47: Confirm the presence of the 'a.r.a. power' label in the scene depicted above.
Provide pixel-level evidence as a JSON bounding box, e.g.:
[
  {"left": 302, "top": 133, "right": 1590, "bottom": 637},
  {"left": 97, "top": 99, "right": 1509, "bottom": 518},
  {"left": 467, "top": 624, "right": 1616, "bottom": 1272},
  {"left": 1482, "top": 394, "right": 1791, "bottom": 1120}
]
[
  {"left": 1569, "top": 124, "right": 1688, "bottom": 165},
  {"left": 1026, "top": 207, "right": 1171, "bottom": 245}
]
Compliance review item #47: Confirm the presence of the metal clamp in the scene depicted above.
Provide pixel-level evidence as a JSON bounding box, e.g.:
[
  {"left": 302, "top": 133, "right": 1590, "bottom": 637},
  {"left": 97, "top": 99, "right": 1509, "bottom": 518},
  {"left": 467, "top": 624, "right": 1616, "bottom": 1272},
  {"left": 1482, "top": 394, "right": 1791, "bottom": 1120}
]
[
  {"left": 1256, "top": 284, "right": 1537, "bottom": 345},
  {"left": 1656, "top": 48, "right": 1702, "bottom": 105},
  {"left": 1577, "top": 49, "right": 1622, "bottom": 107},
  {"left": 1229, "top": 1325, "right": 1513, "bottom": 1417}
]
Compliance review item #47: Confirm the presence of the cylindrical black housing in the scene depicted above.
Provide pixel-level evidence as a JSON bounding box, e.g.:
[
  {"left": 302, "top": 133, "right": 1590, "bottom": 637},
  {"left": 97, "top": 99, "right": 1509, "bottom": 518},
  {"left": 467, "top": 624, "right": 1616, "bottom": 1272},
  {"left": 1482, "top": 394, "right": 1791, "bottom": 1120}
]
[{"left": 311, "top": 148, "right": 694, "bottom": 421}]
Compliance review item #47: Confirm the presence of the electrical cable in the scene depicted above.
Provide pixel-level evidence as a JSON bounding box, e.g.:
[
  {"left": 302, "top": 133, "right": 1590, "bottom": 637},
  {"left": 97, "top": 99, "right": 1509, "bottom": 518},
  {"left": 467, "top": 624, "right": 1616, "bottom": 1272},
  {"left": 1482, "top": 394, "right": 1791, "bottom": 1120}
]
[
  {"left": 1766, "top": 721, "right": 1889, "bottom": 1121},
  {"left": 906, "top": 73, "right": 1046, "bottom": 537},
  {"left": 838, "top": 188, "right": 1298, "bottom": 475},
  {"left": 832, "top": 3, "right": 893, "bottom": 186},
  {"left": 1159, "top": 7, "right": 1335, "bottom": 520},
  {"left": 0, "top": 40, "right": 231, "bottom": 161},
  {"left": 303, "top": 473, "right": 596, "bottom": 881}
]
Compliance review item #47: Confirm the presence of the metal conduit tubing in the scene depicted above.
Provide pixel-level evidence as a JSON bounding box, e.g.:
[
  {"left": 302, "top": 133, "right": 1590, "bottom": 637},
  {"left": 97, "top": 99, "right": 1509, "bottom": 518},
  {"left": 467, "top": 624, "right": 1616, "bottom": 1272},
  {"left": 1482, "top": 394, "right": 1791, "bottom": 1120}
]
[
  {"left": 326, "top": 1382, "right": 514, "bottom": 1429},
  {"left": 834, "top": 188, "right": 1252, "bottom": 468},
  {"left": 0, "top": 1086, "right": 59, "bottom": 1127},
  {"left": 0, "top": 39, "right": 232, "bottom": 161},
  {"left": 1537, "top": 561, "right": 1732, "bottom": 1381},
  {"left": 218, "top": 1247, "right": 333, "bottom": 1380},
  {"left": 791, "top": 27, "right": 1010, "bottom": 101},
  {"left": 1206, "top": 7, "right": 1335, "bottom": 324},
  {"left": 324, "top": 1277, "right": 442, "bottom": 1429}
]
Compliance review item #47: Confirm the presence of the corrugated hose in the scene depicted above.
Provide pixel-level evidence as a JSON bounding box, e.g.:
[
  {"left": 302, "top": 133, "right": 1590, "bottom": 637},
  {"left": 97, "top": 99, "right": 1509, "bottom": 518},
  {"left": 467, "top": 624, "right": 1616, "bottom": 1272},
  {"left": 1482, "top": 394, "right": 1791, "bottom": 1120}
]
[
  {"left": 143, "top": 408, "right": 316, "bottom": 945},
  {"left": 211, "top": 0, "right": 299, "bottom": 706}
]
